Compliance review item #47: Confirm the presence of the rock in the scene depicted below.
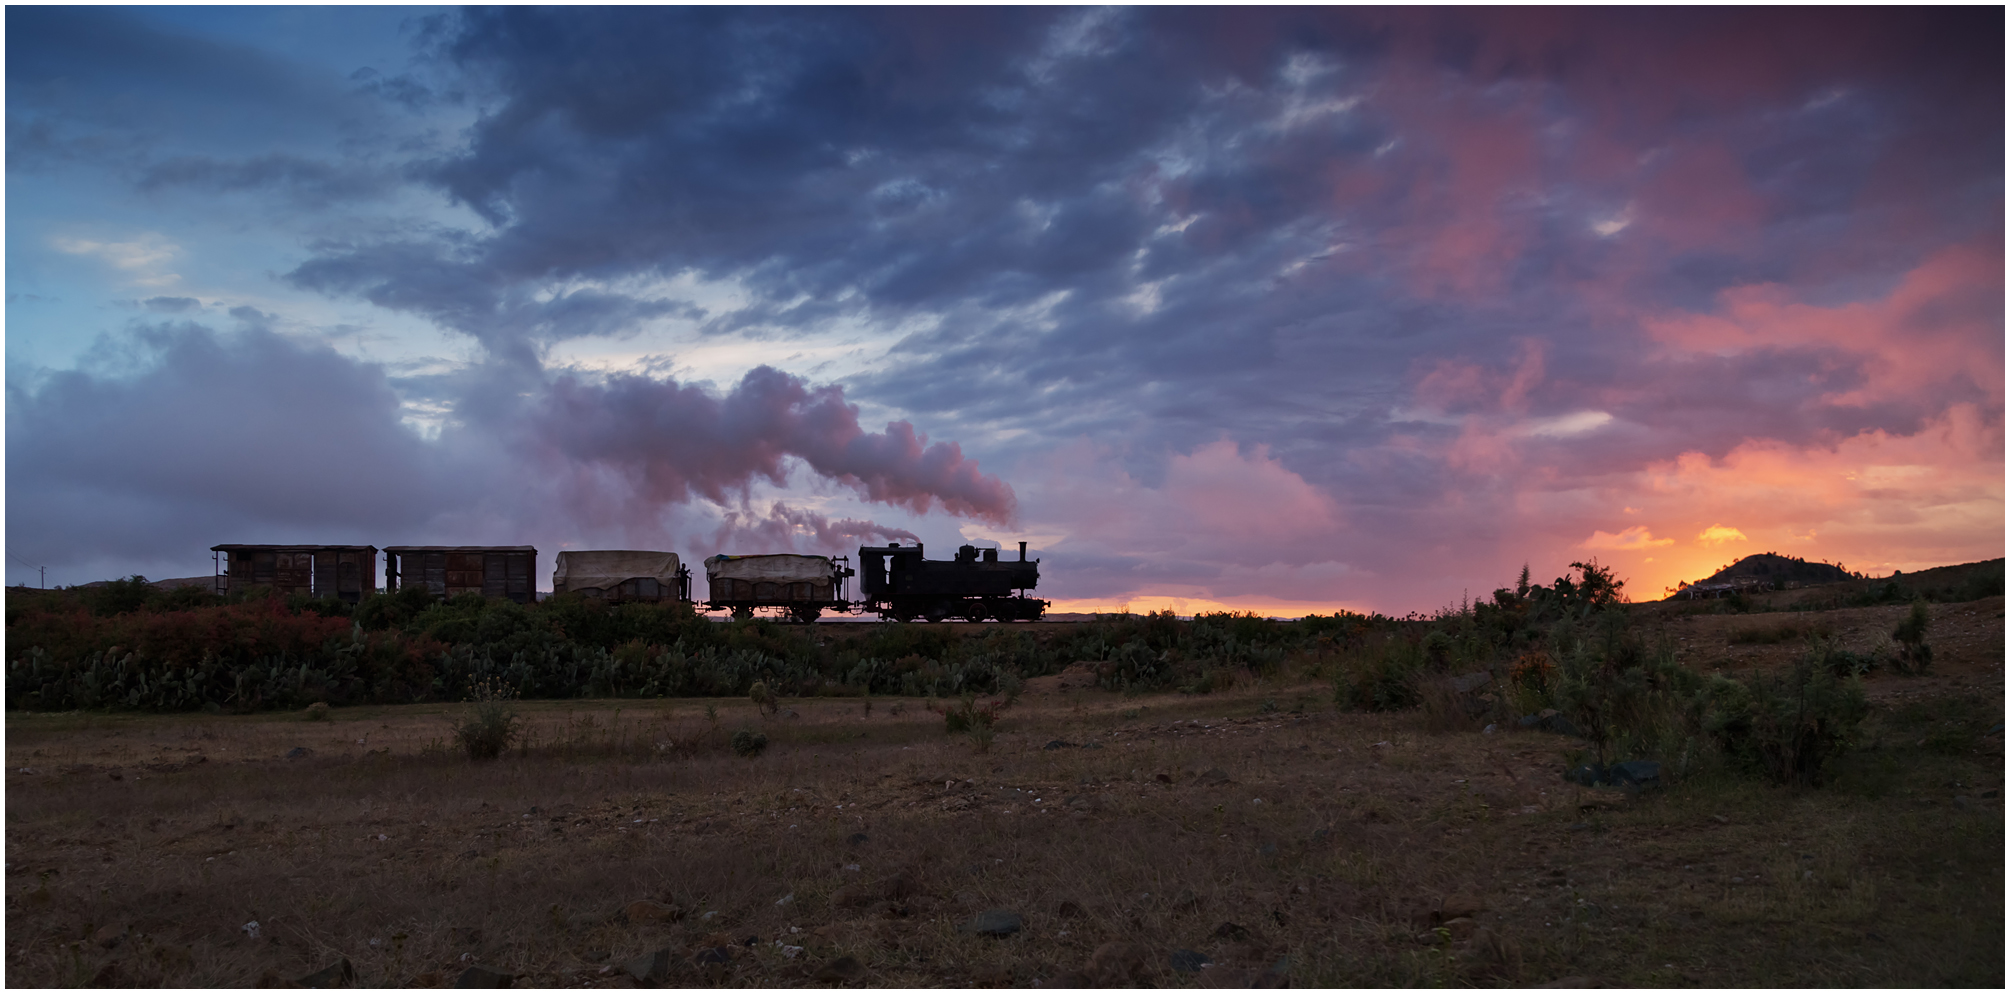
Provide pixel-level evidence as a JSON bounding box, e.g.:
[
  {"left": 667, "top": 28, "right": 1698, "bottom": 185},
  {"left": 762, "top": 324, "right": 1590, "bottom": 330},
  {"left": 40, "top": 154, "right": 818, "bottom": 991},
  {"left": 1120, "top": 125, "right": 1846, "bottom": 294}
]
[
  {"left": 957, "top": 909, "right": 1023, "bottom": 937},
  {"left": 1088, "top": 941, "right": 1152, "bottom": 985},
  {"left": 1043, "top": 739, "right": 1076, "bottom": 750},
  {"left": 285, "top": 747, "right": 311, "bottom": 760},
  {"left": 241, "top": 921, "right": 262, "bottom": 940},
  {"left": 774, "top": 892, "right": 795, "bottom": 907},
  {"left": 1154, "top": 772, "right": 1173, "bottom": 784},
  {"left": 1213, "top": 921, "right": 1252, "bottom": 940},
  {"left": 689, "top": 947, "right": 732, "bottom": 967},
  {"left": 623, "top": 900, "right": 682, "bottom": 923},
  {"left": 845, "top": 832, "right": 869, "bottom": 846},
  {"left": 1195, "top": 767, "right": 1231, "bottom": 786},
  {"left": 1055, "top": 899, "right": 1085, "bottom": 918},
  {"left": 1608, "top": 760, "right": 1661, "bottom": 788},
  {"left": 625, "top": 948, "right": 678, "bottom": 983},
  {"left": 1168, "top": 949, "right": 1211, "bottom": 973},
  {"left": 1065, "top": 794, "right": 1094, "bottom": 811},
  {"left": 1441, "top": 893, "right": 1487, "bottom": 920},
  {"left": 813, "top": 955, "right": 865, "bottom": 982},
  {"left": 91, "top": 922, "right": 128, "bottom": 949},
  {"left": 454, "top": 964, "right": 514, "bottom": 988},
  {"left": 1172, "top": 887, "right": 1201, "bottom": 911},
  {"left": 297, "top": 957, "right": 355, "bottom": 988}
]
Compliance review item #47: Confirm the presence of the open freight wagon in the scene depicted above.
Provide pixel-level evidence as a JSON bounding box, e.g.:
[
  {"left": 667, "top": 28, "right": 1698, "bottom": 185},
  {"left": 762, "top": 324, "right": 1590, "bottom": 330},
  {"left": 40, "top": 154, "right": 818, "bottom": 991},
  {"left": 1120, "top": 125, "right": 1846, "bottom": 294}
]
[{"left": 703, "top": 553, "right": 852, "bottom": 622}]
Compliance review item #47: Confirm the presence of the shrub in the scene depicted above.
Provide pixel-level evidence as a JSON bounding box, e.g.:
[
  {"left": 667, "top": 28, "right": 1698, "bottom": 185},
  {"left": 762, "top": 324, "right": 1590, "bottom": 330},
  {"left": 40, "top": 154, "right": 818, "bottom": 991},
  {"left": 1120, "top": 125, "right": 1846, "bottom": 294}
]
[
  {"left": 1701, "top": 658, "right": 1868, "bottom": 787},
  {"left": 730, "top": 728, "right": 768, "bottom": 758},
  {"left": 1332, "top": 635, "right": 1423, "bottom": 712},
  {"left": 750, "top": 680, "right": 776, "bottom": 714},
  {"left": 1891, "top": 599, "right": 1932, "bottom": 674},
  {"left": 451, "top": 679, "right": 520, "bottom": 760},
  {"left": 936, "top": 692, "right": 1005, "bottom": 734}
]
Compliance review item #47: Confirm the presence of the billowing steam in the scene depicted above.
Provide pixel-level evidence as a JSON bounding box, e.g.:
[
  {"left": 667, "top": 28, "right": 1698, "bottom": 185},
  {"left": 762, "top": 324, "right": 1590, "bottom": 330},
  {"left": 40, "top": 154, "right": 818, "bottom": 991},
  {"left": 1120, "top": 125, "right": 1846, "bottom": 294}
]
[
  {"left": 711, "top": 501, "right": 921, "bottom": 554},
  {"left": 535, "top": 365, "right": 1017, "bottom": 524}
]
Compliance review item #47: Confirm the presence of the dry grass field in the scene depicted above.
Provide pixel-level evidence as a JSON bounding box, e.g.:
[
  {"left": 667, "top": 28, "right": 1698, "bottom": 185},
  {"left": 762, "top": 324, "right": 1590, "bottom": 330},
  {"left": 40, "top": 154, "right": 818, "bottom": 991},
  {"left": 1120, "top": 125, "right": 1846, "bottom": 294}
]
[{"left": 6, "top": 596, "right": 2003, "bottom": 988}]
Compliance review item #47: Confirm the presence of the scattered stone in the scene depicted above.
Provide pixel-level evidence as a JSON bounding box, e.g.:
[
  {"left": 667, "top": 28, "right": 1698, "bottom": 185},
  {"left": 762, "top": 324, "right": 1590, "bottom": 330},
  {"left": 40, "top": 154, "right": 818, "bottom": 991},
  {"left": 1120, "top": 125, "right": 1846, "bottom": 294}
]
[
  {"left": 623, "top": 900, "right": 682, "bottom": 923},
  {"left": 455, "top": 964, "right": 514, "bottom": 988},
  {"left": 298, "top": 957, "right": 355, "bottom": 988},
  {"left": 1212, "top": 921, "right": 1251, "bottom": 941},
  {"left": 1168, "top": 949, "right": 1211, "bottom": 973},
  {"left": 241, "top": 921, "right": 262, "bottom": 940},
  {"left": 1171, "top": 888, "right": 1202, "bottom": 912},
  {"left": 813, "top": 955, "right": 865, "bottom": 982},
  {"left": 958, "top": 909, "right": 1023, "bottom": 938},
  {"left": 1055, "top": 899, "right": 1085, "bottom": 919},
  {"left": 1154, "top": 772, "right": 1173, "bottom": 784},
  {"left": 91, "top": 922, "right": 128, "bottom": 949},
  {"left": 624, "top": 948, "right": 677, "bottom": 983},
  {"left": 845, "top": 832, "right": 869, "bottom": 846},
  {"left": 1195, "top": 767, "right": 1231, "bottom": 786},
  {"left": 285, "top": 747, "right": 312, "bottom": 760},
  {"left": 1441, "top": 894, "right": 1487, "bottom": 920},
  {"left": 690, "top": 947, "right": 732, "bottom": 967},
  {"left": 1043, "top": 739, "right": 1076, "bottom": 750},
  {"left": 774, "top": 892, "right": 795, "bottom": 907}
]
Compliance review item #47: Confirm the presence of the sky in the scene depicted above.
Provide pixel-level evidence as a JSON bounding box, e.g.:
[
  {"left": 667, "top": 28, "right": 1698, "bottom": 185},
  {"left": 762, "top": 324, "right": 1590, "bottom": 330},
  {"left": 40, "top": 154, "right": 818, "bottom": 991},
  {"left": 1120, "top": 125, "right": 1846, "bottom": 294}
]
[{"left": 6, "top": 7, "right": 2004, "bottom": 615}]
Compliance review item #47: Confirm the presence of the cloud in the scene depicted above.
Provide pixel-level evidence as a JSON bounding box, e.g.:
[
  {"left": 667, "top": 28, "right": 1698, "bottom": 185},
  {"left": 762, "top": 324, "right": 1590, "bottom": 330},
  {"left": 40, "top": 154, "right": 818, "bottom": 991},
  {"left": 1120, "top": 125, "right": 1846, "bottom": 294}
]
[
  {"left": 1582, "top": 526, "right": 1676, "bottom": 551},
  {"left": 1696, "top": 524, "right": 1748, "bottom": 545},
  {"left": 7, "top": 325, "right": 1015, "bottom": 583}
]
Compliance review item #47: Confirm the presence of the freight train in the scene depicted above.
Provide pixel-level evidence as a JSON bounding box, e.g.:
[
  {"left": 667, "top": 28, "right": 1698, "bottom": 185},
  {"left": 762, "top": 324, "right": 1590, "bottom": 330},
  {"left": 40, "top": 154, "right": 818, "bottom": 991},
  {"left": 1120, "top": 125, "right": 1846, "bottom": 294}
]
[
  {"left": 212, "top": 539, "right": 1045, "bottom": 622},
  {"left": 702, "top": 541, "right": 1047, "bottom": 622}
]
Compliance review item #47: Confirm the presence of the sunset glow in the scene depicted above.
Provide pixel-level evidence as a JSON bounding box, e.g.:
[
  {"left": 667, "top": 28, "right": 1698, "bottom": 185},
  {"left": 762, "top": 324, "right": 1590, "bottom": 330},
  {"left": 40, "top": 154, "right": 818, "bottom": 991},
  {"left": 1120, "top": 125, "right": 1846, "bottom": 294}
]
[{"left": 7, "top": 8, "right": 2001, "bottom": 614}]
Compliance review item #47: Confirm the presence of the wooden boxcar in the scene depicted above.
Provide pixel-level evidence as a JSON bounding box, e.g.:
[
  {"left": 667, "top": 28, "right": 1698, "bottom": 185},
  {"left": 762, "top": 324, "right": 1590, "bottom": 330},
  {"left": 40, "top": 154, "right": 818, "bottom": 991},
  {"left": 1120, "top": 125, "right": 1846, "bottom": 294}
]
[
  {"left": 210, "top": 545, "right": 377, "bottom": 603},
  {"left": 383, "top": 546, "right": 537, "bottom": 604}
]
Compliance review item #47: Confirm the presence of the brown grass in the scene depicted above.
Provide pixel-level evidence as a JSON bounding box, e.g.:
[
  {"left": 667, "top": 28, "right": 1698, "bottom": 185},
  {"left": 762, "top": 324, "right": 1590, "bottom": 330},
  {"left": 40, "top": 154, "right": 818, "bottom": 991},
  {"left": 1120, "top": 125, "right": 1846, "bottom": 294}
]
[{"left": 6, "top": 616, "right": 2003, "bottom": 988}]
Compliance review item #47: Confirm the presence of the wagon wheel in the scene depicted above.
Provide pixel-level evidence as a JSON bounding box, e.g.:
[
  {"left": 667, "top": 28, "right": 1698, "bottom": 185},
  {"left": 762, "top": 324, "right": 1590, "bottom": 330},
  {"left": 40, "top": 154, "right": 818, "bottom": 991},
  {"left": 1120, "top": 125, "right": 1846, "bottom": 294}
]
[
  {"left": 791, "top": 605, "right": 822, "bottom": 624},
  {"left": 731, "top": 607, "right": 753, "bottom": 622}
]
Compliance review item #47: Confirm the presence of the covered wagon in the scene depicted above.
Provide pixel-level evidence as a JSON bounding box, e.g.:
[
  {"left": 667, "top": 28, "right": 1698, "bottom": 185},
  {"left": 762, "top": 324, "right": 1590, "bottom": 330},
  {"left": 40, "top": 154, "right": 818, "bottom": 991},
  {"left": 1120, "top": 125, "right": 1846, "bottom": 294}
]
[
  {"left": 703, "top": 553, "right": 853, "bottom": 622},
  {"left": 552, "top": 550, "right": 690, "bottom": 603}
]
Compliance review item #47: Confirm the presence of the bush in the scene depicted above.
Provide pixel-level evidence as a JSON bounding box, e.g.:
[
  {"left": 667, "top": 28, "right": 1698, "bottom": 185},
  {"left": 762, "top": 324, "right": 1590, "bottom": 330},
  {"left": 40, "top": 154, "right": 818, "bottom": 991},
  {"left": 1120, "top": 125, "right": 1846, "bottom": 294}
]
[
  {"left": 1701, "top": 658, "right": 1868, "bottom": 787},
  {"left": 1332, "top": 635, "right": 1423, "bottom": 712},
  {"left": 936, "top": 692, "right": 1005, "bottom": 734},
  {"left": 730, "top": 728, "right": 768, "bottom": 758},
  {"left": 1891, "top": 598, "right": 1933, "bottom": 674},
  {"left": 451, "top": 679, "right": 520, "bottom": 760}
]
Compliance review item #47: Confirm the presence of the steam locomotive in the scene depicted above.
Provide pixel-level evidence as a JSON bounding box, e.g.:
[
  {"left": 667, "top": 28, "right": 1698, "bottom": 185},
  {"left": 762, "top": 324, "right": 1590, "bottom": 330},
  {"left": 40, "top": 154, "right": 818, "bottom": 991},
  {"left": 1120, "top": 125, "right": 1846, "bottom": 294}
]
[{"left": 702, "top": 541, "right": 1047, "bottom": 622}]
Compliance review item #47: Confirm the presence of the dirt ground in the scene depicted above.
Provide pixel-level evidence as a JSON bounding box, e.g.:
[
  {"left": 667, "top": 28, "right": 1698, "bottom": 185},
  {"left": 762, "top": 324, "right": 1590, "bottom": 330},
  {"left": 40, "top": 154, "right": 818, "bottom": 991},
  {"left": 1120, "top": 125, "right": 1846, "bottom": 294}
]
[{"left": 5, "top": 597, "right": 2003, "bottom": 988}]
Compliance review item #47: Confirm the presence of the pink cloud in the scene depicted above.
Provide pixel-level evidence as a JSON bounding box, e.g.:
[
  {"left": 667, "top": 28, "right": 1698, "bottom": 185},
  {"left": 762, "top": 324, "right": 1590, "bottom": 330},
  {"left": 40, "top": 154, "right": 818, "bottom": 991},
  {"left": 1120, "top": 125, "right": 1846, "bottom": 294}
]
[{"left": 1644, "top": 239, "right": 2004, "bottom": 408}]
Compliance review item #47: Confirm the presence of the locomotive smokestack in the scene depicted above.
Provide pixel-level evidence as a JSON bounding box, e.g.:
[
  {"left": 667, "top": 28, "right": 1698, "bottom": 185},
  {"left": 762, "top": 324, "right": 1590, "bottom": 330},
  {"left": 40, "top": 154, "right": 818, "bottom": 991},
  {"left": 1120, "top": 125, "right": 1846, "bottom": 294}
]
[{"left": 1018, "top": 541, "right": 1026, "bottom": 562}]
